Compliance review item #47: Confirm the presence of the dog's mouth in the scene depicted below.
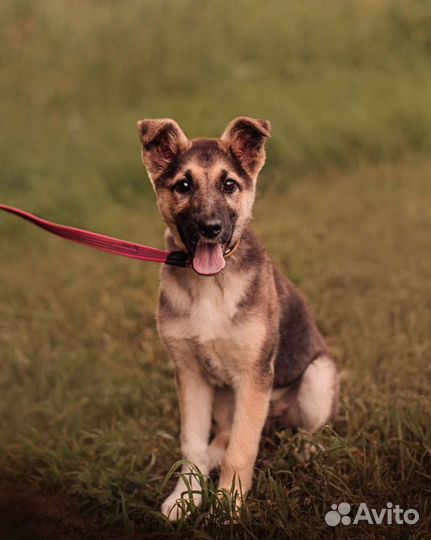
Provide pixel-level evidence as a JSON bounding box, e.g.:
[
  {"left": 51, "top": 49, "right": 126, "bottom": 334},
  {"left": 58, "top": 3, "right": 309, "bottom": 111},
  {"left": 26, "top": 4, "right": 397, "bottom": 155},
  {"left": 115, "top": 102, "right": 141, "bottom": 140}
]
[
  {"left": 176, "top": 220, "right": 235, "bottom": 276},
  {"left": 192, "top": 240, "right": 226, "bottom": 276}
]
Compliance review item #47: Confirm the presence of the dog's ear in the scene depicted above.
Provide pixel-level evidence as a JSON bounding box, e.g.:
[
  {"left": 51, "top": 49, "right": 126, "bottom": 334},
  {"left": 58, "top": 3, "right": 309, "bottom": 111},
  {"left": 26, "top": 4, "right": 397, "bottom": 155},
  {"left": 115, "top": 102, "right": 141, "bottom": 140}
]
[
  {"left": 221, "top": 117, "right": 271, "bottom": 176},
  {"left": 137, "top": 119, "right": 190, "bottom": 180}
]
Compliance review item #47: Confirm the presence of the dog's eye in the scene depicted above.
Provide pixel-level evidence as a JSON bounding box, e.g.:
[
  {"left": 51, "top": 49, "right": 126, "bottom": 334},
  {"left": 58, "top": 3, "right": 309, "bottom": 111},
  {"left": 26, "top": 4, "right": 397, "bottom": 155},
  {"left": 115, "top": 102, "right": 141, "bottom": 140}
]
[
  {"left": 173, "top": 179, "right": 193, "bottom": 193},
  {"left": 222, "top": 179, "right": 238, "bottom": 193}
]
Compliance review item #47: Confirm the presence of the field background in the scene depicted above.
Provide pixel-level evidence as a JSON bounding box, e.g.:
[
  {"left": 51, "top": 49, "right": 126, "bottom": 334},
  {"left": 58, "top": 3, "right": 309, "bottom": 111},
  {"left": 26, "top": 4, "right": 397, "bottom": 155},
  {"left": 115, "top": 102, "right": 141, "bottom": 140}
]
[{"left": 0, "top": 1, "right": 430, "bottom": 539}]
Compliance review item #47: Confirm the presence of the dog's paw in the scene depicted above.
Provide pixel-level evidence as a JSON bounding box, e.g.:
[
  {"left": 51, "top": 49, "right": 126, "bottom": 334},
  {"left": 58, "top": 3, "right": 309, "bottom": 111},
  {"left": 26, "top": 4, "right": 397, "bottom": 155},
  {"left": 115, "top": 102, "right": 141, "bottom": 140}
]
[
  {"left": 161, "top": 490, "right": 202, "bottom": 521},
  {"left": 161, "top": 494, "right": 182, "bottom": 521},
  {"left": 301, "top": 440, "right": 324, "bottom": 462},
  {"left": 211, "top": 486, "right": 244, "bottom": 522}
]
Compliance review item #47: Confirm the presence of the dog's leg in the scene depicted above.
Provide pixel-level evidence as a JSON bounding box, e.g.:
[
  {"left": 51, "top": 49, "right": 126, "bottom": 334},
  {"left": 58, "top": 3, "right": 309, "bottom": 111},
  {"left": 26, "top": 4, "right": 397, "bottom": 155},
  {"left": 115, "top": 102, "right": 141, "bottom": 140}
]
[
  {"left": 279, "top": 355, "right": 338, "bottom": 432},
  {"left": 218, "top": 376, "right": 272, "bottom": 504},
  {"left": 208, "top": 387, "right": 234, "bottom": 470},
  {"left": 161, "top": 363, "right": 214, "bottom": 520}
]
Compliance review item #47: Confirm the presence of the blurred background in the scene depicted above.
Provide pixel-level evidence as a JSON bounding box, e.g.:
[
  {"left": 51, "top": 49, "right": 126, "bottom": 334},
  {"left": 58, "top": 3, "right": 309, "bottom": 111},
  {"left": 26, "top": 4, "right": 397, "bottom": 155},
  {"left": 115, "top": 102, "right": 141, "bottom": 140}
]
[
  {"left": 0, "top": 1, "right": 429, "bottom": 538},
  {"left": 1, "top": 0, "right": 429, "bottom": 213}
]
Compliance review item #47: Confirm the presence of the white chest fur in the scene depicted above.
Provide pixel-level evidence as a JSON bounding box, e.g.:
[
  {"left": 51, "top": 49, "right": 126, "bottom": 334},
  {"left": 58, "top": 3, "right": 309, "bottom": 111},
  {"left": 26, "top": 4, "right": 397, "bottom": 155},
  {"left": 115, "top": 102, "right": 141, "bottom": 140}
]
[
  {"left": 189, "top": 280, "right": 239, "bottom": 342},
  {"left": 160, "top": 270, "right": 251, "bottom": 344},
  {"left": 158, "top": 269, "right": 269, "bottom": 386}
]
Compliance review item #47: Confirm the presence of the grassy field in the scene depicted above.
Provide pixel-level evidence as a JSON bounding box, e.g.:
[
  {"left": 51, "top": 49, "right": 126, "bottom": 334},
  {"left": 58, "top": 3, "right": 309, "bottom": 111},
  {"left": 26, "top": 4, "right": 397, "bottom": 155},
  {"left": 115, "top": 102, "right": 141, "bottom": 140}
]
[{"left": 0, "top": 1, "right": 430, "bottom": 538}]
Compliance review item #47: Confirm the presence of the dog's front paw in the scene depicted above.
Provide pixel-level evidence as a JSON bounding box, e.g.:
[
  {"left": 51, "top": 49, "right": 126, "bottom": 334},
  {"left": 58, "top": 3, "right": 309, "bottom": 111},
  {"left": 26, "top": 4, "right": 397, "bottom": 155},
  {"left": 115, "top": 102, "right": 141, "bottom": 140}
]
[
  {"left": 161, "top": 489, "right": 202, "bottom": 521},
  {"left": 161, "top": 493, "right": 182, "bottom": 521}
]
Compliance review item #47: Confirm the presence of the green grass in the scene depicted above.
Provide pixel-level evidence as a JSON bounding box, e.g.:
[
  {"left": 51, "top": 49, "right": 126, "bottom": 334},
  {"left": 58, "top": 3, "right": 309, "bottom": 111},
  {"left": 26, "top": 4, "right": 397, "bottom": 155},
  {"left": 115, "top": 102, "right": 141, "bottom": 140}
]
[{"left": 0, "top": 1, "right": 430, "bottom": 538}]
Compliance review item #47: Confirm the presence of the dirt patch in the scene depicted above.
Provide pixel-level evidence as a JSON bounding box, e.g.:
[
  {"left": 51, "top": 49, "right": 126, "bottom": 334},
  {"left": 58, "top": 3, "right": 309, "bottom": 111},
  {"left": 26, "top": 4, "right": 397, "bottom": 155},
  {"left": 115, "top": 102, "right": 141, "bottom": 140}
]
[{"left": 0, "top": 482, "right": 123, "bottom": 540}]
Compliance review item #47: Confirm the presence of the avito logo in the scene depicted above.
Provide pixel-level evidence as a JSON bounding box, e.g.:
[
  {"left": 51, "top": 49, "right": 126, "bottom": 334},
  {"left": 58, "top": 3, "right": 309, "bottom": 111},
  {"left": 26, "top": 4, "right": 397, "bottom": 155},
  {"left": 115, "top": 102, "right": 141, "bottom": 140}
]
[{"left": 325, "top": 502, "right": 419, "bottom": 526}]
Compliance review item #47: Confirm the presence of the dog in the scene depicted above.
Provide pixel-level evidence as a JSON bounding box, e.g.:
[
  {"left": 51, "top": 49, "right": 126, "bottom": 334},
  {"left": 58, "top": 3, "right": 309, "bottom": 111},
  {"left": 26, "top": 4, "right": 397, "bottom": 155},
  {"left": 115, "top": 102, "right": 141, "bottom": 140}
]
[{"left": 137, "top": 116, "right": 339, "bottom": 520}]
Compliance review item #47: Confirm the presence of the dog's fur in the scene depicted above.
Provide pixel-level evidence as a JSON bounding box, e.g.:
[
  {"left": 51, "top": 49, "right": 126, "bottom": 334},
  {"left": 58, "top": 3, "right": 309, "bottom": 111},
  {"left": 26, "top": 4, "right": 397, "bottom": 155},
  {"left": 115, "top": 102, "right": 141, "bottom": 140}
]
[{"left": 137, "top": 117, "right": 339, "bottom": 520}]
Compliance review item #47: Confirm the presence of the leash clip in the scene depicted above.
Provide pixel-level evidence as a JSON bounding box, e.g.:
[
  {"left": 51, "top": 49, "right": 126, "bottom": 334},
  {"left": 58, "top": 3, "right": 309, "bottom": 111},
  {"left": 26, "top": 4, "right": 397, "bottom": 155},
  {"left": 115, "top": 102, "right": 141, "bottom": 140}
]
[{"left": 165, "top": 250, "right": 190, "bottom": 268}]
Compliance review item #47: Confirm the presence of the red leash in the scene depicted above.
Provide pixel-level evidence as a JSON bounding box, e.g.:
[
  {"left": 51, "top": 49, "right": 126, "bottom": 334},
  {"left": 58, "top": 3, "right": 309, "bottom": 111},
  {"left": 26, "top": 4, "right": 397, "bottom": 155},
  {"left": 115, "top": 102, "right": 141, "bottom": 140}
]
[{"left": 0, "top": 204, "right": 189, "bottom": 268}]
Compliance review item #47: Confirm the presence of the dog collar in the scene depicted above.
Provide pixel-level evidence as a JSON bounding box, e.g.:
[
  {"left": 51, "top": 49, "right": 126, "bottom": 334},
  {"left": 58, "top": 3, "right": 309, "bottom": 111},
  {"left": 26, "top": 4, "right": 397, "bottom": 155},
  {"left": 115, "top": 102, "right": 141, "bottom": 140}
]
[{"left": 224, "top": 239, "right": 240, "bottom": 258}]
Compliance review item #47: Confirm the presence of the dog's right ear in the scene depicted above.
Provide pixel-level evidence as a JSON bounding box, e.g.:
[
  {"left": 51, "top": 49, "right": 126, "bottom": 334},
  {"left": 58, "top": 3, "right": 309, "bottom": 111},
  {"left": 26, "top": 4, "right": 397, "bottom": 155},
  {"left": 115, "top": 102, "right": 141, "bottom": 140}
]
[{"left": 137, "top": 119, "right": 190, "bottom": 180}]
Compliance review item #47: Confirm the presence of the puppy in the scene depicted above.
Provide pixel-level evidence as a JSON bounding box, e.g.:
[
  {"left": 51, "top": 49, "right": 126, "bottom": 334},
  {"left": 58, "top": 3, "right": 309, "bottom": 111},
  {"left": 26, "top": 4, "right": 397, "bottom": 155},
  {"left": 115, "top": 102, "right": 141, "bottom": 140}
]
[{"left": 137, "top": 117, "right": 338, "bottom": 520}]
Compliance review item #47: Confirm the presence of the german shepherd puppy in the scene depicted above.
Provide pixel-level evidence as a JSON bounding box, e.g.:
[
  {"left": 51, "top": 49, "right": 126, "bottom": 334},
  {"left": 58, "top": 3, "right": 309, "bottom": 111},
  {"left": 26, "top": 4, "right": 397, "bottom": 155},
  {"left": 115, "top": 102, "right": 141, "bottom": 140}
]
[{"left": 137, "top": 117, "right": 338, "bottom": 520}]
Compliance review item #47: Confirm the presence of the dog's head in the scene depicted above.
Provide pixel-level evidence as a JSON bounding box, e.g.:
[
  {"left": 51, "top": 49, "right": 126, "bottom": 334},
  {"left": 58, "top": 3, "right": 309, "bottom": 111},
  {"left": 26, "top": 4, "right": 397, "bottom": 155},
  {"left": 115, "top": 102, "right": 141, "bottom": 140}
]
[{"left": 137, "top": 116, "right": 271, "bottom": 275}]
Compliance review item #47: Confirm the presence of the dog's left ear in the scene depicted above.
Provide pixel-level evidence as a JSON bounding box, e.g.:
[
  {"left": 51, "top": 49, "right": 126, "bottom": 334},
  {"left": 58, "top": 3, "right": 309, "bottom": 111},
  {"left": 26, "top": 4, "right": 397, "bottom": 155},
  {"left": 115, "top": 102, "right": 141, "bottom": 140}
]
[
  {"left": 221, "top": 116, "right": 271, "bottom": 176},
  {"left": 137, "top": 118, "right": 190, "bottom": 181}
]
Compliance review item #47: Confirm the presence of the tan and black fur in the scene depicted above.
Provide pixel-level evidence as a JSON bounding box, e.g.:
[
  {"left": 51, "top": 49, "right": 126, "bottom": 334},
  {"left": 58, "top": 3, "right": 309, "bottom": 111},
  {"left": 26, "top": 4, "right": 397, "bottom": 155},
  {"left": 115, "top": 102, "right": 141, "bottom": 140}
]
[{"left": 137, "top": 117, "right": 338, "bottom": 519}]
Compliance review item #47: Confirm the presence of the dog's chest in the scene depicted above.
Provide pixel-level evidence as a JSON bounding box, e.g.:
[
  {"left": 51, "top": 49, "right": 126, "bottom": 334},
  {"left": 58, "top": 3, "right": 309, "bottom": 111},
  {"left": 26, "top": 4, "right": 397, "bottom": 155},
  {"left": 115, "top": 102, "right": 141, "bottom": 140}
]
[
  {"left": 188, "top": 283, "right": 238, "bottom": 342},
  {"left": 159, "top": 272, "right": 264, "bottom": 385},
  {"left": 161, "top": 273, "right": 247, "bottom": 343}
]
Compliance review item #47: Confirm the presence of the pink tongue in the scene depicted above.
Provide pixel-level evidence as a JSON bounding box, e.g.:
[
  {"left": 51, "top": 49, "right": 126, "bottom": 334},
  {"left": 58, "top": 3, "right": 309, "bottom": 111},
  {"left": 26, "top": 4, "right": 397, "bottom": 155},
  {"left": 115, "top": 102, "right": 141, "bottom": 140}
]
[{"left": 192, "top": 242, "right": 226, "bottom": 275}]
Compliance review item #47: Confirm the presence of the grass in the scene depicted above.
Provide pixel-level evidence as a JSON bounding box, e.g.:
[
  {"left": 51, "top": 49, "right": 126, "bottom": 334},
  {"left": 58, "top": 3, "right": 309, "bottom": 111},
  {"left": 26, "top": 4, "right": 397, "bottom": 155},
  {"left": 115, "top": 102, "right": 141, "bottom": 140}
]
[{"left": 0, "top": 1, "right": 430, "bottom": 538}]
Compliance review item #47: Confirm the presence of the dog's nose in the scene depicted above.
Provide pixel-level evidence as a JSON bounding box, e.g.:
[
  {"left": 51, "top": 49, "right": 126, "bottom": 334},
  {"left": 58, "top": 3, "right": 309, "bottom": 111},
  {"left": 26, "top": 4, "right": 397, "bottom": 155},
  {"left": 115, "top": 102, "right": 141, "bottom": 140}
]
[{"left": 198, "top": 220, "right": 223, "bottom": 239}]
